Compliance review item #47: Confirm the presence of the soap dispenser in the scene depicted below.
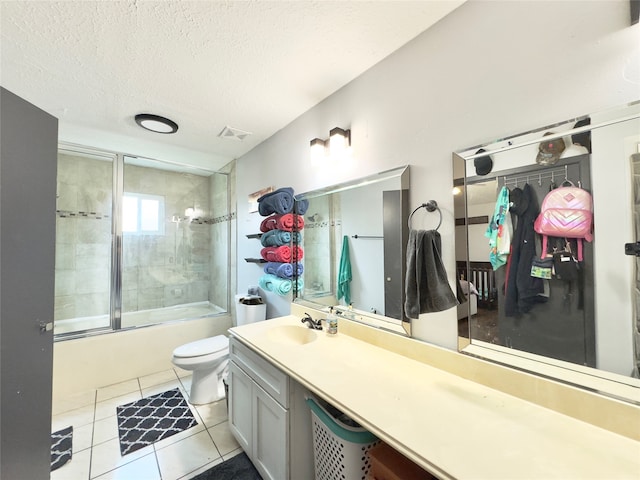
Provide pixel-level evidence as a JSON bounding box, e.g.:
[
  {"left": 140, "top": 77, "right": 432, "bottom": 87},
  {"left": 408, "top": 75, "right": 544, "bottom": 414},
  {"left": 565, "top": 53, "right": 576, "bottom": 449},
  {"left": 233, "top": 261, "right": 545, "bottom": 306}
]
[{"left": 326, "top": 306, "right": 338, "bottom": 336}]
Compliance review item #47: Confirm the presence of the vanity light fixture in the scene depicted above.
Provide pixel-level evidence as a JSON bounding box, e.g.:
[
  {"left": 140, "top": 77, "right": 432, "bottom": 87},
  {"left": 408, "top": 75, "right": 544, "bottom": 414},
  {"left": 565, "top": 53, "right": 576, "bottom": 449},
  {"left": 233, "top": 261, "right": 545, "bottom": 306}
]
[
  {"left": 310, "top": 127, "right": 351, "bottom": 163},
  {"left": 329, "top": 127, "right": 351, "bottom": 155},
  {"left": 310, "top": 137, "right": 328, "bottom": 164},
  {"left": 134, "top": 113, "right": 179, "bottom": 134}
]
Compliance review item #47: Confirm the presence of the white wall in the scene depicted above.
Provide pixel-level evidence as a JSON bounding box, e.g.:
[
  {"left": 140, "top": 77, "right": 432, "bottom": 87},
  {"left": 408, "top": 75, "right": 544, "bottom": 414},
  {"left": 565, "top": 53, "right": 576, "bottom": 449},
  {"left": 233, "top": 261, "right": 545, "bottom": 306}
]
[{"left": 236, "top": 1, "right": 640, "bottom": 353}]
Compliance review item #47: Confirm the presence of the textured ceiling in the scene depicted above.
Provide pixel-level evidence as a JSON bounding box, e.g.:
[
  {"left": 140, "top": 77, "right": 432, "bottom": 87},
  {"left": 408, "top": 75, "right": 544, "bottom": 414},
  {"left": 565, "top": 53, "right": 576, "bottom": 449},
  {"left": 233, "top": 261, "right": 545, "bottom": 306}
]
[{"left": 1, "top": 1, "right": 464, "bottom": 170}]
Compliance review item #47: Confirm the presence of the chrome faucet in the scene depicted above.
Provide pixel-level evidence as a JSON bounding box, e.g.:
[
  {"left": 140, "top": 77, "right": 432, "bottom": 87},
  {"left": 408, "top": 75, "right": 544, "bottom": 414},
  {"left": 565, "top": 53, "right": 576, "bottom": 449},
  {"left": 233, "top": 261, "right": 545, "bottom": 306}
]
[{"left": 301, "top": 313, "right": 322, "bottom": 330}]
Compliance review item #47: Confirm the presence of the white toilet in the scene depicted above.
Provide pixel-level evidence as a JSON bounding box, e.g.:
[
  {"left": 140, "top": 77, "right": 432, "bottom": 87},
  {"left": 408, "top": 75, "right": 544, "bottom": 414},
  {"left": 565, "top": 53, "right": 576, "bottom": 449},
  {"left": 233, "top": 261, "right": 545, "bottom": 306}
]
[
  {"left": 172, "top": 335, "right": 229, "bottom": 405},
  {"left": 171, "top": 295, "right": 267, "bottom": 405}
]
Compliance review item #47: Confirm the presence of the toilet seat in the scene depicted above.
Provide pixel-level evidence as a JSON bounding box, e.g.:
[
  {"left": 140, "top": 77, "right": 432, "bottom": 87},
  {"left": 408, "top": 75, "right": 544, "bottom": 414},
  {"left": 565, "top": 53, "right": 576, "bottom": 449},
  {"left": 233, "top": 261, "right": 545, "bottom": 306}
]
[{"left": 173, "top": 335, "right": 229, "bottom": 358}]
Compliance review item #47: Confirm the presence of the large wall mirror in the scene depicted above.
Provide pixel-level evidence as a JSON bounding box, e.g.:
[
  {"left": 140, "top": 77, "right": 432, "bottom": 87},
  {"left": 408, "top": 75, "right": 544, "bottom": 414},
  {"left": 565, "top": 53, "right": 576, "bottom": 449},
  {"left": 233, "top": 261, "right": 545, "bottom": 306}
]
[
  {"left": 293, "top": 166, "right": 411, "bottom": 335},
  {"left": 454, "top": 101, "right": 640, "bottom": 404}
]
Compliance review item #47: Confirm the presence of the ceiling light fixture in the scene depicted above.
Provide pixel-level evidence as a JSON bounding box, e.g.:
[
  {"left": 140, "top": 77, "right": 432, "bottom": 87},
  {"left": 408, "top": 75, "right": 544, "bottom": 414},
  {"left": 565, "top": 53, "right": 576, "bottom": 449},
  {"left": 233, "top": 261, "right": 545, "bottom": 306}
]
[{"left": 134, "top": 113, "right": 179, "bottom": 134}]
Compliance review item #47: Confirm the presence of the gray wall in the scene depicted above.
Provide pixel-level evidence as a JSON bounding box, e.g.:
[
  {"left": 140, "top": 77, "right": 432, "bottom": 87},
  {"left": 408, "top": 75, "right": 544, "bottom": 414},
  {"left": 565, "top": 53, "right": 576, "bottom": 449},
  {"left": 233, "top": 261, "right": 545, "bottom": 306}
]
[{"left": 236, "top": 1, "right": 639, "bottom": 355}]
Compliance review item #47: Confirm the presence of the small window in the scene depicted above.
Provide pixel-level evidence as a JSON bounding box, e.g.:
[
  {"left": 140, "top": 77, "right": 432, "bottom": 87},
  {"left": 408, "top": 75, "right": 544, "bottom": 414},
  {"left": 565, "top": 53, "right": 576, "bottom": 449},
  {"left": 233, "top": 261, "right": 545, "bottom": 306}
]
[{"left": 123, "top": 193, "right": 165, "bottom": 235}]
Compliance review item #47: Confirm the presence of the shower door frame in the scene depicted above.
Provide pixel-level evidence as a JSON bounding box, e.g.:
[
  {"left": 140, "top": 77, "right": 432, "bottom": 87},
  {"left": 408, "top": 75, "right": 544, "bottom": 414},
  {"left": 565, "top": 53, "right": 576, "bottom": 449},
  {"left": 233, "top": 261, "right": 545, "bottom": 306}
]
[{"left": 54, "top": 143, "right": 230, "bottom": 341}]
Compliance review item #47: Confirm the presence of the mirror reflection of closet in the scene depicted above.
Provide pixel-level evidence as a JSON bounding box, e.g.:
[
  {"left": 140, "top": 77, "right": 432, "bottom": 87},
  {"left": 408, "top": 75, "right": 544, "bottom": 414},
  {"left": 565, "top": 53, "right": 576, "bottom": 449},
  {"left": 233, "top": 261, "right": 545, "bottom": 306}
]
[
  {"left": 461, "top": 152, "right": 595, "bottom": 366},
  {"left": 454, "top": 101, "right": 640, "bottom": 399}
]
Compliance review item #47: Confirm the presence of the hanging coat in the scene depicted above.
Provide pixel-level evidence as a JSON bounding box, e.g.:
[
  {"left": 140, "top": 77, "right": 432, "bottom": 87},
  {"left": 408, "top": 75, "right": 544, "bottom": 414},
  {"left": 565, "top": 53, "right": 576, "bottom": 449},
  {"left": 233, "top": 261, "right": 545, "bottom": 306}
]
[{"left": 504, "top": 184, "right": 546, "bottom": 317}]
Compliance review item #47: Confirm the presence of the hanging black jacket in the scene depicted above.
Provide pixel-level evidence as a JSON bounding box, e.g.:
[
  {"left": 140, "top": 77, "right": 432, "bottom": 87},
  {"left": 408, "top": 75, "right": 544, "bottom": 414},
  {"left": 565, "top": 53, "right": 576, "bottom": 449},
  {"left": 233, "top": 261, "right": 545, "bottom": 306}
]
[{"left": 504, "top": 183, "right": 546, "bottom": 316}]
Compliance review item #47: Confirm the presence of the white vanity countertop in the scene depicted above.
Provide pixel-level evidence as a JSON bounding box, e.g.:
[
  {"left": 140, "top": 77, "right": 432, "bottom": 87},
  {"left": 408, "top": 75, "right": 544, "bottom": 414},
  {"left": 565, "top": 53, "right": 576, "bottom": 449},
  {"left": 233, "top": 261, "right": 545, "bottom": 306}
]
[{"left": 228, "top": 316, "right": 640, "bottom": 479}]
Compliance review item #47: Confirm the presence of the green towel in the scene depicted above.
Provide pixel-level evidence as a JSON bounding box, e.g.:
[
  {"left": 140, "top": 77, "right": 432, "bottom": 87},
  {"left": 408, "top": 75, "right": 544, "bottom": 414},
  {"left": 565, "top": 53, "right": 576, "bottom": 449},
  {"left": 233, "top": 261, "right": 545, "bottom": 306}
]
[{"left": 337, "top": 235, "right": 352, "bottom": 304}]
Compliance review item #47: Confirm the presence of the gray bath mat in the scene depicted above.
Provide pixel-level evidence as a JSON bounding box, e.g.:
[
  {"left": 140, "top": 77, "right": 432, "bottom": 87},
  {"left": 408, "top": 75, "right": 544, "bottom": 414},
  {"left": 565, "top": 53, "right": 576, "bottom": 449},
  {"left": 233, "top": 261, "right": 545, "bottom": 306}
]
[
  {"left": 51, "top": 425, "right": 73, "bottom": 471},
  {"left": 190, "top": 452, "right": 262, "bottom": 480},
  {"left": 116, "top": 388, "right": 198, "bottom": 456}
]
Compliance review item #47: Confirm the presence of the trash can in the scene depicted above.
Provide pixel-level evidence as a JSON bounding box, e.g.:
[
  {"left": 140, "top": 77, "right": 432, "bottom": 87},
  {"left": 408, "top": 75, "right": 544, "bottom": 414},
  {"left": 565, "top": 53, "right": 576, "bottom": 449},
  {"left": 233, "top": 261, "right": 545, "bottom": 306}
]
[
  {"left": 235, "top": 294, "right": 267, "bottom": 326},
  {"left": 306, "top": 397, "right": 379, "bottom": 480}
]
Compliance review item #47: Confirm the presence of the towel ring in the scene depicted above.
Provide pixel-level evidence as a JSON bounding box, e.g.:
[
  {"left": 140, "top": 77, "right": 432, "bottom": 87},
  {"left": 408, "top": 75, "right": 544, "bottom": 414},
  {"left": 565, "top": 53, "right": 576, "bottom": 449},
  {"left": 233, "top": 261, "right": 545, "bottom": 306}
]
[{"left": 408, "top": 200, "right": 442, "bottom": 230}]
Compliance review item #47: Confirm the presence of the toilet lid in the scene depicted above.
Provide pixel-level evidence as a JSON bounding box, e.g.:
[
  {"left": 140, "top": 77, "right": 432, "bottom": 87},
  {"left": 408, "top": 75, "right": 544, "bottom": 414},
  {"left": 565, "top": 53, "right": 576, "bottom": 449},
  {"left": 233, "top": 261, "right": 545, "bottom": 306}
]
[{"left": 173, "top": 335, "right": 229, "bottom": 358}]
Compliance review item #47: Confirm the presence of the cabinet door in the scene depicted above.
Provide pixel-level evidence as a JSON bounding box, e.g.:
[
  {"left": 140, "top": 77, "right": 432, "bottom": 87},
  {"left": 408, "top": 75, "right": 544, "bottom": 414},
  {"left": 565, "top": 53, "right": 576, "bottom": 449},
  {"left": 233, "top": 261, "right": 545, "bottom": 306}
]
[
  {"left": 228, "top": 362, "right": 253, "bottom": 452},
  {"left": 253, "top": 383, "right": 289, "bottom": 480}
]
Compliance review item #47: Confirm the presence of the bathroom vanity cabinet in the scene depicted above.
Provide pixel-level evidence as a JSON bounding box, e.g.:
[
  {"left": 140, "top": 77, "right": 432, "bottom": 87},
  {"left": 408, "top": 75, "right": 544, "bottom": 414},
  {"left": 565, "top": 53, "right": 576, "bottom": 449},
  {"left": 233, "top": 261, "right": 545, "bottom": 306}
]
[{"left": 228, "top": 337, "right": 314, "bottom": 480}]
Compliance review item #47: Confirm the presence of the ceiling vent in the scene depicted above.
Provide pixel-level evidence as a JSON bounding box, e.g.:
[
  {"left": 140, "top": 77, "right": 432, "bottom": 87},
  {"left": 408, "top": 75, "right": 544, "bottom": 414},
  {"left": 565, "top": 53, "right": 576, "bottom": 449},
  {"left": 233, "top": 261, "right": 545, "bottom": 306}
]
[{"left": 218, "top": 126, "right": 252, "bottom": 141}]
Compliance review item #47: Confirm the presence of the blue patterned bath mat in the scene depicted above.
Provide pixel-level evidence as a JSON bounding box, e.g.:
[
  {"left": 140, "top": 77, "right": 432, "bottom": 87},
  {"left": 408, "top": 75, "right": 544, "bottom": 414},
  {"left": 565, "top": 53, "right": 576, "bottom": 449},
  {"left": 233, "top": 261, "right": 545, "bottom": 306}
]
[
  {"left": 116, "top": 388, "right": 198, "bottom": 456},
  {"left": 51, "top": 426, "right": 73, "bottom": 471}
]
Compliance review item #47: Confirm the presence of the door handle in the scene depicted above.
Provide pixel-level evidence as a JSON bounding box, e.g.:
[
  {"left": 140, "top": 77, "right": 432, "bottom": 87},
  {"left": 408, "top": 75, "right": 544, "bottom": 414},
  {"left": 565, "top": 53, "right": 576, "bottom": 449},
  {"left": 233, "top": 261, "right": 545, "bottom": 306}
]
[
  {"left": 38, "top": 321, "right": 53, "bottom": 333},
  {"left": 625, "top": 242, "right": 640, "bottom": 256}
]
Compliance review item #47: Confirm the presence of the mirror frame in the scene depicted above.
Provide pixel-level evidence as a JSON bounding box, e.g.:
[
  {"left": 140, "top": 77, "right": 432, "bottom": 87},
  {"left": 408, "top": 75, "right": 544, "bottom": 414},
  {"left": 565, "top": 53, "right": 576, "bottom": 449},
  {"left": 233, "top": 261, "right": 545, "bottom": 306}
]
[
  {"left": 453, "top": 101, "right": 640, "bottom": 405},
  {"left": 293, "top": 165, "right": 412, "bottom": 335}
]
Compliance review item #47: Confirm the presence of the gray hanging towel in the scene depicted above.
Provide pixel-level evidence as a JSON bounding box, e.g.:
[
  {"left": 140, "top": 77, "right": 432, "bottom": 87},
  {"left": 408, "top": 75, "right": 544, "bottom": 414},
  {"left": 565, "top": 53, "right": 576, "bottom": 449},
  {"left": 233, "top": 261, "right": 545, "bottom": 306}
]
[{"left": 404, "top": 229, "right": 459, "bottom": 319}]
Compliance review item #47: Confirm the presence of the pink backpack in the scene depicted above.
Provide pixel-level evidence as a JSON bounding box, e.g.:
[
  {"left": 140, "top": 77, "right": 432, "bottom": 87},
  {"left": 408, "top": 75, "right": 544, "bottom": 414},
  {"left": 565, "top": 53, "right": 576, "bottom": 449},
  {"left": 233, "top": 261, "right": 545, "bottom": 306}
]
[{"left": 534, "top": 183, "right": 593, "bottom": 261}]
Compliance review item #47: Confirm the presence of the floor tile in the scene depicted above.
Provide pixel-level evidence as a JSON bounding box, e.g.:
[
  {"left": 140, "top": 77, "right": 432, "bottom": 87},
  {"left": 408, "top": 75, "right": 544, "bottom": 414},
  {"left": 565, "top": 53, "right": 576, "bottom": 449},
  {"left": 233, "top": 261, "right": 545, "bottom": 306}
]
[
  {"left": 194, "top": 398, "right": 227, "bottom": 428},
  {"left": 97, "top": 379, "right": 140, "bottom": 403},
  {"left": 152, "top": 420, "right": 205, "bottom": 451},
  {"left": 53, "top": 373, "right": 240, "bottom": 480},
  {"left": 93, "top": 414, "right": 119, "bottom": 446},
  {"left": 92, "top": 452, "right": 160, "bottom": 480},
  {"left": 173, "top": 367, "right": 191, "bottom": 379},
  {"left": 222, "top": 448, "right": 244, "bottom": 461},
  {"left": 51, "top": 447, "right": 91, "bottom": 480},
  {"left": 52, "top": 403, "right": 95, "bottom": 432},
  {"left": 90, "top": 436, "right": 153, "bottom": 479},
  {"left": 156, "top": 430, "right": 221, "bottom": 480},
  {"left": 140, "top": 379, "right": 184, "bottom": 399},
  {"left": 95, "top": 391, "right": 142, "bottom": 421},
  {"left": 138, "top": 369, "right": 179, "bottom": 390},
  {"left": 74, "top": 422, "right": 95, "bottom": 453},
  {"left": 208, "top": 421, "right": 240, "bottom": 456},
  {"left": 180, "top": 457, "right": 224, "bottom": 479}
]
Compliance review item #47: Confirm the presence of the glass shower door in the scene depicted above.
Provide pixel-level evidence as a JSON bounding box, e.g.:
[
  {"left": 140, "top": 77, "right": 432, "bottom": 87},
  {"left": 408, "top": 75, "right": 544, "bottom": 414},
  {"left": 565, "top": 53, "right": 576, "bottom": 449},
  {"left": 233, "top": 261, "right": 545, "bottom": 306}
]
[
  {"left": 54, "top": 147, "right": 115, "bottom": 335},
  {"left": 120, "top": 156, "right": 227, "bottom": 329}
]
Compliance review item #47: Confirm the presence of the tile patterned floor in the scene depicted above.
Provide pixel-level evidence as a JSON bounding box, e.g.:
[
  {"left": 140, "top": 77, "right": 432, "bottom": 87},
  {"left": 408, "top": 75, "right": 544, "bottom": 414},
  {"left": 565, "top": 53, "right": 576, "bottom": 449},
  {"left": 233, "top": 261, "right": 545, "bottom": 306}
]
[{"left": 51, "top": 368, "right": 241, "bottom": 480}]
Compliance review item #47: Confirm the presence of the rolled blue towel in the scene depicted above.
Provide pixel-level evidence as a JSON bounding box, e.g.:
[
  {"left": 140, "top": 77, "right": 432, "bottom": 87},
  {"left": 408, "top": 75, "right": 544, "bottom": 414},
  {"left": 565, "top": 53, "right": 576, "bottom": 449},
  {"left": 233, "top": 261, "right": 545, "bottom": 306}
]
[
  {"left": 258, "top": 187, "right": 295, "bottom": 216},
  {"left": 296, "top": 277, "right": 304, "bottom": 291},
  {"left": 260, "top": 229, "right": 291, "bottom": 247},
  {"left": 293, "top": 198, "right": 309, "bottom": 215},
  {"left": 258, "top": 273, "right": 293, "bottom": 296},
  {"left": 264, "top": 262, "right": 294, "bottom": 278},
  {"left": 263, "top": 262, "right": 304, "bottom": 279}
]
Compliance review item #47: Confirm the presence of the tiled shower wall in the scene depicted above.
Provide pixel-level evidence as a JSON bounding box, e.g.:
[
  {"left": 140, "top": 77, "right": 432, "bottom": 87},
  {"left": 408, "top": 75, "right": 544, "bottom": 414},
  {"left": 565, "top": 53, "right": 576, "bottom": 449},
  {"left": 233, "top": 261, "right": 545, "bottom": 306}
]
[
  {"left": 122, "top": 163, "right": 212, "bottom": 312},
  {"left": 54, "top": 152, "right": 230, "bottom": 321}
]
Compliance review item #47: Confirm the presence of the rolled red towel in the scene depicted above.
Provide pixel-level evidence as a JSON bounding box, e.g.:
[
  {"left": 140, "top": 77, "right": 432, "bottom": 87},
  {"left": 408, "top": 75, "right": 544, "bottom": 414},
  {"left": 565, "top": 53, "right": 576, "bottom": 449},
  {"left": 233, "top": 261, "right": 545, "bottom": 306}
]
[
  {"left": 292, "top": 245, "right": 304, "bottom": 261},
  {"left": 261, "top": 245, "right": 292, "bottom": 263},
  {"left": 275, "top": 213, "right": 305, "bottom": 232},
  {"left": 260, "top": 215, "right": 278, "bottom": 232}
]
